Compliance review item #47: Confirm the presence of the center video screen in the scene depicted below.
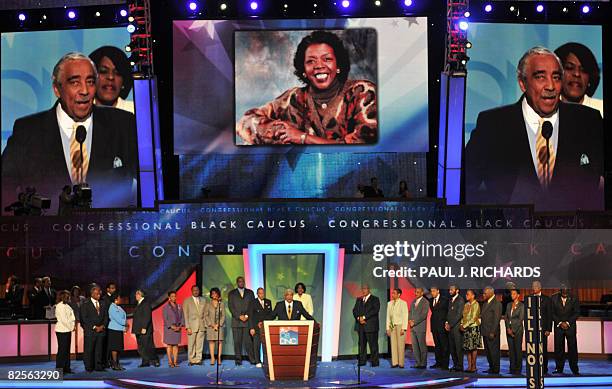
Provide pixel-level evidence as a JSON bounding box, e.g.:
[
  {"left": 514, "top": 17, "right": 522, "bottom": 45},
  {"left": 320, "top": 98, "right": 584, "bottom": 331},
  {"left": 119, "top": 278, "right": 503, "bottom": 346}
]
[
  {"left": 1, "top": 27, "right": 138, "bottom": 215},
  {"left": 173, "top": 18, "right": 429, "bottom": 154},
  {"left": 464, "top": 23, "right": 604, "bottom": 212}
]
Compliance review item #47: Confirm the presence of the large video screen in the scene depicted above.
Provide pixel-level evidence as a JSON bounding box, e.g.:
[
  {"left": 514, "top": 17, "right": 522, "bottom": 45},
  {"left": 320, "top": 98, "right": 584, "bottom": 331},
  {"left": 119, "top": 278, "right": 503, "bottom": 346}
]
[
  {"left": 464, "top": 23, "right": 604, "bottom": 212},
  {"left": 1, "top": 27, "right": 138, "bottom": 215},
  {"left": 173, "top": 18, "right": 429, "bottom": 154}
]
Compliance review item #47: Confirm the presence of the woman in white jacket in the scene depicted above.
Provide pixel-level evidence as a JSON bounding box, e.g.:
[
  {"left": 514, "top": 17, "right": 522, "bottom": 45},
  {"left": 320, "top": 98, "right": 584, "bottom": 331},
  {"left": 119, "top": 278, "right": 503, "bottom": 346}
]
[{"left": 55, "top": 290, "right": 75, "bottom": 374}]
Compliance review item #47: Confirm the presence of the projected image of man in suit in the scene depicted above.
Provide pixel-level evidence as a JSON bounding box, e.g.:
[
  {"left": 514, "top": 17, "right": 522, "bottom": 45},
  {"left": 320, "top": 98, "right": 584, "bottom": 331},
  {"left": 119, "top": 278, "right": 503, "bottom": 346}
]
[
  {"left": 466, "top": 46, "right": 603, "bottom": 211},
  {"left": 1, "top": 52, "right": 138, "bottom": 213}
]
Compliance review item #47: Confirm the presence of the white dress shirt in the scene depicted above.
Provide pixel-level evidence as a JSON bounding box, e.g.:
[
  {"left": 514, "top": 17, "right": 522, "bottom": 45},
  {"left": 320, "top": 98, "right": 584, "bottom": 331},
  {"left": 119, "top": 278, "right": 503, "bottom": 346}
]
[
  {"left": 284, "top": 300, "right": 293, "bottom": 317},
  {"left": 55, "top": 302, "right": 75, "bottom": 333},
  {"left": 521, "top": 98, "right": 560, "bottom": 179},
  {"left": 56, "top": 104, "right": 93, "bottom": 184}
]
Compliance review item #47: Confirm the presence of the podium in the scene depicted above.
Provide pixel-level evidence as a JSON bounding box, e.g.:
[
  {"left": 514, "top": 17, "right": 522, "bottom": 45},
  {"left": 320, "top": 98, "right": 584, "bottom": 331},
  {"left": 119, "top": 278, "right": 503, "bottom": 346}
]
[{"left": 261, "top": 320, "right": 319, "bottom": 381}]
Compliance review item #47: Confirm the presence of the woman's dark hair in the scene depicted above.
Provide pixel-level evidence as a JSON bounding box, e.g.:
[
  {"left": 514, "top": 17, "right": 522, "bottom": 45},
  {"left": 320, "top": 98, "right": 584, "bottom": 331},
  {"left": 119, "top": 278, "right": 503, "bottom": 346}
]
[
  {"left": 70, "top": 285, "right": 81, "bottom": 296},
  {"left": 293, "top": 30, "right": 351, "bottom": 85},
  {"left": 89, "top": 45, "right": 133, "bottom": 99},
  {"left": 110, "top": 292, "right": 120, "bottom": 303},
  {"left": 554, "top": 42, "right": 600, "bottom": 97},
  {"left": 210, "top": 287, "right": 221, "bottom": 298},
  {"left": 294, "top": 282, "right": 307, "bottom": 293},
  {"left": 167, "top": 290, "right": 177, "bottom": 297}
]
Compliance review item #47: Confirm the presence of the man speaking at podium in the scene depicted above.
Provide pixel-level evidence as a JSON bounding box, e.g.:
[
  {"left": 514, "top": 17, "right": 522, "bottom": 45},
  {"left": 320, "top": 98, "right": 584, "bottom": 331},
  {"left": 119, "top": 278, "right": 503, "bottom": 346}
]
[{"left": 271, "top": 289, "right": 315, "bottom": 321}]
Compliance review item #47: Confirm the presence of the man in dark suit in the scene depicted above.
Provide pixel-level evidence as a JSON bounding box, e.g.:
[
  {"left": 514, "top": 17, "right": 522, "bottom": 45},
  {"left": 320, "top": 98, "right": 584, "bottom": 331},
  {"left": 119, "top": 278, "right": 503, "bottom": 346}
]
[
  {"left": 1, "top": 52, "right": 138, "bottom": 213},
  {"left": 551, "top": 287, "right": 580, "bottom": 375},
  {"left": 29, "top": 278, "right": 44, "bottom": 319},
  {"left": 132, "top": 289, "right": 160, "bottom": 367},
  {"left": 480, "top": 286, "right": 502, "bottom": 374},
  {"left": 228, "top": 276, "right": 256, "bottom": 365},
  {"left": 352, "top": 284, "right": 380, "bottom": 367},
  {"left": 466, "top": 46, "right": 603, "bottom": 212},
  {"left": 38, "top": 277, "right": 56, "bottom": 319},
  {"left": 271, "top": 289, "right": 315, "bottom": 321},
  {"left": 80, "top": 285, "right": 108, "bottom": 372},
  {"left": 531, "top": 281, "right": 553, "bottom": 375},
  {"left": 249, "top": 287, "right": 273, "bottom": 368},
  {"left": 445, "top": 284, "right": 465, "bottom": 371},
  {"left": 428, "top": 286, "right": 449, "bottom": 369}
]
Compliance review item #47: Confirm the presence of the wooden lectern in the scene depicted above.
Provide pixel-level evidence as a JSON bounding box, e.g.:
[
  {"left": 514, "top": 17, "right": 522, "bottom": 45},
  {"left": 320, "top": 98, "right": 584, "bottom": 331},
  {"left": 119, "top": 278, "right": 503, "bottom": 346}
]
[{"left": 261, "top": 320, "right": 319, "bottom": 381}]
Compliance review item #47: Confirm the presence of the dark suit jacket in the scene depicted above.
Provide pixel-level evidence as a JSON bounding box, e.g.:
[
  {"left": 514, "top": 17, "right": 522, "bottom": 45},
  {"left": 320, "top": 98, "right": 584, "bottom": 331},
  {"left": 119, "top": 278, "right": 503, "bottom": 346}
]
[
  {"left": 480, "top": 297, "right": 502, "bottom": 338},
  {"left": 429, "top": 295, "right": 449, "bottom": 333},
  {"left": 551, "top": 293, "right": 580, "bottom": 328},
  {"left": 530, "top": 294, "right": 552, "bottom": 332},
  {"left": 466, "top": 100, "right": 603, "bottom": 211},
  {"left": 352, "top": 295, "right": 380, "bottom": 332},
  {"left": 446, "top": 295, "right": 465, "bottom": 328},
  {"left": 248, "top": 297, "right": 273, "bottom": 330},
  {"left": 1, "top": 102, "right": 138, "bottom": 212},
  {"left": 505, "top": 302, "right": 525, "bottom": 334},
  {"left": 228, "top": 288, "right": 255, "bottom": 328},
  {"left": 29, "top": 287, "right": 45, "bottom": 319},
  {"left": 39, "top": 288, "right": 56, "bottom": 308},
  {"left": 271, "top": 300, "right": 314, "bottom": 321},
  {"left": 80, "top": 298, "right": 109, "bottom": 336},
  {"left": 132, "top": 298, "right": 154, "bottom": 335}
]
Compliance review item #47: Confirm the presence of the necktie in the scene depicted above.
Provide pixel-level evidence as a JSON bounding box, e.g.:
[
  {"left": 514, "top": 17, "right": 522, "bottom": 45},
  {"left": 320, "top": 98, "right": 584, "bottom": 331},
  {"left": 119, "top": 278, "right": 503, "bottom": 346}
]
[
  {"left": 536, "top": 118, "right": 556, "bottom": 188},
  {"left": 434, "top": 298, "right": 437, "bottom": 307},
  {"left": 260, "top": 299, "right": 264, "bottom": 309},
  {"left": 287, "top": 304, "right": 292, "bottom": 318},
  {"left": 70, "top": 123, "right": 89, "bottom": 184},
  {"left": 95, "top": 300, "right": 100, "bottom": 314}
]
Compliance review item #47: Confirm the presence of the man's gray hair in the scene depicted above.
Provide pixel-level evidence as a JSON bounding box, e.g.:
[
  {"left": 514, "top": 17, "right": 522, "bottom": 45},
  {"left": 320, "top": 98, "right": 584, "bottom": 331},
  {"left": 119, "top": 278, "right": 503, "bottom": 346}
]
[
  {"left": 135, "top": 289, "right": 146, "bottom": 297},
  {"left": 284, "top": 288, "right": 294, "bottom": 296},
  {"left": 484, "top": 286, "right": 495, "bottom": 293},
  {"left": 52, "top": 52, "right": 97, "bottom": 86},
  {"left": 517, "top": 46, "right": 563, "bottom": 81}
]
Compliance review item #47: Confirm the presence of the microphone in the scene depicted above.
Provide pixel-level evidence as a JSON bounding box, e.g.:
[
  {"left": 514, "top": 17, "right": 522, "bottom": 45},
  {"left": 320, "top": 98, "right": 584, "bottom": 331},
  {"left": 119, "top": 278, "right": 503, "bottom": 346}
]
[
  {"left": 75, "top": 125, "right": 87, "bottom": 183},
  {"left": 541, "top": 121, "right": 553, "bottom": 186}
]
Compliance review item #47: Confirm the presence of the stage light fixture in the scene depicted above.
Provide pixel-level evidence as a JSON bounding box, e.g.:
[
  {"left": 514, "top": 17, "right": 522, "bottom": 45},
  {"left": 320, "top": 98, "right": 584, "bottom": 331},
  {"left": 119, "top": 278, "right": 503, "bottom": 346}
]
[
  {"left": 250, "top": 1, "right": 259, "bottom": 10},
  {"left": 536, "top": 4, "right": 544, "bottom": 13},
  {"left": 341, "top": 0, "right": 350, "bottom": 8},
  {"left": 127, "top": 24, "right": 136, "bottom": 33},
  {"left": 458, "top": 20, "right": 468, "bottom": 31},
  {"left": 128, "top": 15, "right": 135, "bottom": 22},
  {"left": 466, "top": 41, "right": 472, "bottom": 49},
  {"left": 18, "top": 13, "right": 26, "bottom": 21},
  {"left": 125, "top": 44, "right": 132, "bottom": 52},
  {"left": 220, "top": 3, "right": 227, "bottom": 10},
  {"left": 67, "top": 10, "right": 77, "bottom": 20},
  {"left": 509, "top": 6, "right": 515, "bottom": 12},
  {"left": 188, "top": 1, "right": 198, "bottom": 11},
  {"left": 484, "top": 4, "right": 492, "bottom": 13},
  {"left": 464, "top": 11, "right": 470, "bottom": 18},
  {"left": 375, "top": 0, "right": 381, "bottom": 6},
  {"left": 120, "top": 9, "right": 128, "bottom": 17},
  {"left": 404, "top": 0, "right": 413, "bottom": 7},
  {"left": 95, "top": 11, "right": 101, "bottom": 17},
  {"left": 562, "top": 6, "right": 568, "bottom": 13},
  {"left": 581, "top": 5, "right": 590, "bottom": 14}
]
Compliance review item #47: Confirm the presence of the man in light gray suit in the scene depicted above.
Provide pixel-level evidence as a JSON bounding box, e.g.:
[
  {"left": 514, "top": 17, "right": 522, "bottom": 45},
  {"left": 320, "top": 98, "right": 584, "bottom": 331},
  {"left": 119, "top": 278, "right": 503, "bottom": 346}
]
[
  {"left": 408, "top": 287, "right": 430, "bottom": 368},
  {"left": 481, "top": 286, "right": 502, "bottom": 374},
  {"left": 182, "top": 285, "right": 207, "bottom": 365}
]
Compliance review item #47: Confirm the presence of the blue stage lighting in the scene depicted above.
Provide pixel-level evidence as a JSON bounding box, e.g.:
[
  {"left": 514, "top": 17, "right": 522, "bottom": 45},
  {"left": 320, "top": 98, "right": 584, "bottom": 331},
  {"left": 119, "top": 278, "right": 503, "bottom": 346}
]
[
  {"left": 127, "top": 24, "right": 136, "bottom": 33},
  {"left": 458, "top": 20, "right": 468, "bottom": 31},
  {"left": 581, "top": 5, "right": 590, "bottom": 14},
  {"left": 484, "top": 4, "right": 492, "bottom": 13},
  {"left": 18, "top": 13, "right": 26, "bottom": 21},
  {"left": 536, "top": 4, "right": 544, "bottom": 13},
  {"left": 188, "top": 1, "right": 198, "bottom": 11},
  {"left": 464, "top": 11, "right": 470, "bottom": 17},
  {"left": 250, "top": 1, "right": 258, "bottom": 10},
  {"left": 341, "top": 0, "right": 350, "bottom": 8},
  {"left": 404, "top": 0, "right": 413, "bottom": 6},
  {"left": 119, "top": 9, "right": 128, "bottom": 17},
  {"left": 67, "top": 10, "right": 77, "bottom": 19}
]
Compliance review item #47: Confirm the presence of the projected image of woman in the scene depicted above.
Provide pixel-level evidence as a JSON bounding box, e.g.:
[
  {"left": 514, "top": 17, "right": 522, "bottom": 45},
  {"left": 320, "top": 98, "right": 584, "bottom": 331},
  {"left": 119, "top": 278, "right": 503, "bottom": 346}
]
[
  {"left": 89, "top": 46, "right": 134, "bottom": 113},
  {"left": 236, "top": 30, "right": 377, "bottom": 145}
]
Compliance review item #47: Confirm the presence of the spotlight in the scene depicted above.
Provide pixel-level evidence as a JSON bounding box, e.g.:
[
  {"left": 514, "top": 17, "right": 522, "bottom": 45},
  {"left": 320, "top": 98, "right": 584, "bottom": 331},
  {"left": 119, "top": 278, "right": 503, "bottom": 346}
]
[
  {"left": 509, "top": 6, "right": 515, "bottom": 12},
  {"left": 536, "top": 4, "right": 544, "bottom": 13},
  {"left": 127, "top": 24, "right": 136, "bottom": 33},
  {"left": 125, "top": 44, "right": 132, "bottom": 52},
  {"left": 67, "top": 10, "right": 77, "bottom": 20},
  {"left": 404, "top": 0, "right": 413, "bottom": 6},
  {"left": 581, "top": 5, "right": 590, "bottom": 14},
  {"left": 220, "top": 3, "right": 227, "bottom": 10},
  {"left": 341, "top": 0, "right": 350, "bottom": 8},
  {"left": 375, "top": 0, "right": 381, "bottom": 5},
  {"left": 188, "top": 1, "right": 198, "bottom": 11},
  {"left": 484, "top": 4, "right": 492, "bottom": 13},
  {"left": 464, "top": 11, "right": 471, "bottom": 17},
  {"left": 18, "top": 13, "right": 26, "bottom": 21},
  {"left": 466, "top": 41, "right": 472, "bottom": 49},
  {"left": 128, "top": 16, "right": 135, "bottom": 22},
  {"left": 120, "top": 9, "right": 128, "bottom": 17},
  {"left": 250, "top": 1, "right": 258, "bottom": 10},
  {"left": 562, "top": 7, "right": 568, "bottom": 13},
  {"left": 458, "top": 20, "right": 468, "bottom": 31},
  {"left": 95, "top": 11, "right": 101, "bottom": 17}
]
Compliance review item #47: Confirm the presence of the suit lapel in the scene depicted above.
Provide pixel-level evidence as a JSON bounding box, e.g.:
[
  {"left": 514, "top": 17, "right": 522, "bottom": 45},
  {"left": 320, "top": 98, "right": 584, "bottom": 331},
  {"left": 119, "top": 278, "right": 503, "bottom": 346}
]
[
  {"left": 549, "top": 103, "right": 570, "bottom": 190},
  {"left": 44, "top": 106, "right": 72, "bottom": 184},
  {"left": 510, "top": 101, "right": 541, "bottom": 188},
  {"left": 88, "top": 107, "right": 102, "bottom": 175}
]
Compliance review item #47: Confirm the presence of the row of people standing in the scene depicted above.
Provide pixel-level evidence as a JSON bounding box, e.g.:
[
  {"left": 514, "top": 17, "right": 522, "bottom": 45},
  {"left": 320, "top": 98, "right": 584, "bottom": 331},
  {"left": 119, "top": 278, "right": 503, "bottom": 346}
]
[{"left": 355, "top": 281, "right": 581, "bottom": 376}]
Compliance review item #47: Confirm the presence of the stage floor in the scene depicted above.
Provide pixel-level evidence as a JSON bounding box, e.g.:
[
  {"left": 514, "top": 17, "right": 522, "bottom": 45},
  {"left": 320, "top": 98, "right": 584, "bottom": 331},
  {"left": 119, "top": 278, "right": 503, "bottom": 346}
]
[{"left": 0, "top": 352, "right": 610, "bottom": 389}]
